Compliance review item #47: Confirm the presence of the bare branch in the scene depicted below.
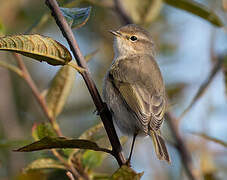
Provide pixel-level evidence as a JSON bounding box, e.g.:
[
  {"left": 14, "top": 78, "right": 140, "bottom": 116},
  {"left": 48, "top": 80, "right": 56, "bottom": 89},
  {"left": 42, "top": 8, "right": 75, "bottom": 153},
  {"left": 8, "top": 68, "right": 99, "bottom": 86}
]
[
  {"left": 45, "top": 0, "right": 126, "bottom": 166},
  {"left": 13, "top": 54, "right": 86, "bottom": 178},
  {"left": 66, "top": 171, "right": 75, "bottom": 180},
  {"left": 14, "top": 53, "right": 63, "bottom": 137},
  {"left": 177, "top": 53, "right": 224, "bottom": 124},
  {"left": 0, "top": 61, "right": 23, "bottom": 77},
  {"left": 165, "top": 112, "right": 197, "bottom": 180}
]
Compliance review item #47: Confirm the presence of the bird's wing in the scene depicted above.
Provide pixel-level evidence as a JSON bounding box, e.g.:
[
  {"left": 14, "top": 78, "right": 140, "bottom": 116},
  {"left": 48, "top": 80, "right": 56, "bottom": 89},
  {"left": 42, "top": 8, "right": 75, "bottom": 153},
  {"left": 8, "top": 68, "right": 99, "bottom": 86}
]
[{"left": 109, "top": 55, "right": 166, "bottom": 132}]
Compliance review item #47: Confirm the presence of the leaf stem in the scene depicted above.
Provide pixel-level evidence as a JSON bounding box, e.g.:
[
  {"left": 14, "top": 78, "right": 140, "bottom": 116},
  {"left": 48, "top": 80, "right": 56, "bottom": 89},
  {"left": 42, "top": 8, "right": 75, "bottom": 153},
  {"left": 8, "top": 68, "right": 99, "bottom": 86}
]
[
  {"left": 66, "top": 171, "right": 75, "bottom": 180},
  {"left": 68, "top": 61, "right": 85, "bottom": 73}
]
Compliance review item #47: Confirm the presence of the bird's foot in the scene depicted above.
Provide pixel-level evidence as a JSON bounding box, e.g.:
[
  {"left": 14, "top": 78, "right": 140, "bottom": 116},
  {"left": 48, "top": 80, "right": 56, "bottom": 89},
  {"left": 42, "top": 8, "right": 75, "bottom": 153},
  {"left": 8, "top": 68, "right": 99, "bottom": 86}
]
[{"left": 125, "top": 159, "right": 131, "bottom": 167}]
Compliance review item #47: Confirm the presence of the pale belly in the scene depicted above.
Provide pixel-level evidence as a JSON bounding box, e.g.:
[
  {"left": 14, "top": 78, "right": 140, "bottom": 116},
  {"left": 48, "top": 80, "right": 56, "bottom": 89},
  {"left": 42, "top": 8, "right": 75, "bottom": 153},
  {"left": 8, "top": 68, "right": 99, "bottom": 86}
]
[{"left": 103, "top": 74, "right": 148, "bottom": 136}]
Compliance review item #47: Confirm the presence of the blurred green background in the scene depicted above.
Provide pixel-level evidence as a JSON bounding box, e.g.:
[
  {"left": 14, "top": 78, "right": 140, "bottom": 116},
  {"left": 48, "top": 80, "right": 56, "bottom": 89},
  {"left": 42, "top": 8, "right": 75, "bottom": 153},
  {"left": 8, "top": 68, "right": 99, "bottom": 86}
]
[{"left": 0, "top": 0, "right": 227, "bottom": 179}]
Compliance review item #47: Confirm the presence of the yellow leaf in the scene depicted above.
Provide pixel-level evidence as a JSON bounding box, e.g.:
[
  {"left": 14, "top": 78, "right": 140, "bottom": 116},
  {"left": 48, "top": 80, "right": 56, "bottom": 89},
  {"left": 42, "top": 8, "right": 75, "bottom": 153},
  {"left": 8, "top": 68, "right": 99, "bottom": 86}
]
[
  {"left": 121, "top": 0, "right": 163, "bottom": 24},
  {"left": 25, "top": 158, "right": 66, "bottom": 172},
  {"left": 164, "top": 0, "right": 223, "bottom": 27},
  {"left": 0, "top": 34, "right": 72, "bottom": 65},
  {"left": 111, "top": 165, "right": 143, "bottom": 180},
  {"left": 46, "top": 66, "right": 75, "bottom": 118}
]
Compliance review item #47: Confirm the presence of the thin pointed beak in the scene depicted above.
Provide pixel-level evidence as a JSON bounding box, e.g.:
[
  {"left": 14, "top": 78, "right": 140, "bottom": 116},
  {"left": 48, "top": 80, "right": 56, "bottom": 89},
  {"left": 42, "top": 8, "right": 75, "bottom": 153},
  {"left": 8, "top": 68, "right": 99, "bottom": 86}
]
[{"left": 109, "top": 30, "right": 122, "bottom": 37}]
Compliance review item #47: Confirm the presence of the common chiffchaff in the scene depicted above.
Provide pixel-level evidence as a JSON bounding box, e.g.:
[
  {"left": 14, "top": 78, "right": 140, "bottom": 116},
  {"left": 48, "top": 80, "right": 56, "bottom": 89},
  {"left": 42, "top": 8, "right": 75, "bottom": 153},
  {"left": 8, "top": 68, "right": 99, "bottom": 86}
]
[{"left": 103, "top": 24, "right": 170, "bottom": 163}]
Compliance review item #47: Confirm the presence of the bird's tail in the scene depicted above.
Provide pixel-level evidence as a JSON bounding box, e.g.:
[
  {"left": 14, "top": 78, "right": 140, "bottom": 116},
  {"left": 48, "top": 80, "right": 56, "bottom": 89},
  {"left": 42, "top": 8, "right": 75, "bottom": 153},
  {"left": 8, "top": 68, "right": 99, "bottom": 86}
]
[{"left": 149, "top": 130, "right": 171, "bottom": 163}]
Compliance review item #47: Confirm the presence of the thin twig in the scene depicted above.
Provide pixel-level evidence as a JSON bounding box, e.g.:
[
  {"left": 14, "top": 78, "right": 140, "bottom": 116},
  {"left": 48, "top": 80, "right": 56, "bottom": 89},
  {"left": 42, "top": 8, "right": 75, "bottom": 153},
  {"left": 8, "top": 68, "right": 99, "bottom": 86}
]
[
  {"left": 10, "top": 9, "right": 88, "bottom": 180},
  {"left": 177, "top": 55, "right": 224, "bottom": 124},
  {"left": 113, "top": 0, "right": 133, "bottom": 24},
  {"left": 165, "top": 112, "right": 197, "bottom": 180},
  {"left": 52, "top": 149, "right": 86, "bottom": 180},
  {"left": 13, "top": 53, "right": 63, "bottom": 137},
  {"left": 45, "top": 0, "right": 126, "bottom": 166},
  {"left": 0, "top": 61, "right": 23, "bottom": 77},
  {"left": 14, "top": 53, "right": 87, "bottom": 179},
  {"left": 66, "top": 171, "right": 75, "bottom": 180}
]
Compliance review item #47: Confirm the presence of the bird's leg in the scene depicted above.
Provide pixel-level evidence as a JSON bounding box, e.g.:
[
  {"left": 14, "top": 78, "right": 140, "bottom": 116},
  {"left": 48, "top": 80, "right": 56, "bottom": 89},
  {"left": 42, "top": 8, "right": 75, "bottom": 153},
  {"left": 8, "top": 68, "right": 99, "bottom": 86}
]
[{"left": 126, "top": 132, "right": 138, "bottom": 166}]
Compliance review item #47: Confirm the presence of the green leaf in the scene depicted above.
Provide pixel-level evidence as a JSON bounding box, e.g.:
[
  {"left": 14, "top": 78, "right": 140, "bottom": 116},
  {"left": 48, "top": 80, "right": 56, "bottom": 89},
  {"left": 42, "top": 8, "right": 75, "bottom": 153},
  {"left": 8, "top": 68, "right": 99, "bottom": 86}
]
[
  {"left": 82, "top": 150, "right": 103, "bottom": 169},
  {"left": 66, "top": 123, "right": 104, "bottom": 159},
  {"left": 79, "top": 122, "right": 104, "bottom": 140},
  {"left": 46, "top": 66, "right": 75, "bottom": 118},
  {"left": 32, "top": 122, "right": 57, "bottom": 141},
  {"left": 15, "top": 137, "right": 112, "bottom": 154},
  {"left": 111, "top": 165, "right": 143, "bottom": 180},
  {"left": 164, "top": 0, "right": 223, "bottom": 27},
  {"left": 0, "top": 18, "right": 6, "bottom": 36},
  {"left": 191, "top": 132, "right": 227, "bottom": 148},
  {"left": 60, "top": 7, "right": 91, "bottom": 29},
  {"left": 0, "top": 35, "right": 72, "bottom": 66},
  {"left": 62, "top": 123, "right": 104, "bottom": 157},
  {"left": 25, "top": 158, "right": 66, "bottom": 172}
]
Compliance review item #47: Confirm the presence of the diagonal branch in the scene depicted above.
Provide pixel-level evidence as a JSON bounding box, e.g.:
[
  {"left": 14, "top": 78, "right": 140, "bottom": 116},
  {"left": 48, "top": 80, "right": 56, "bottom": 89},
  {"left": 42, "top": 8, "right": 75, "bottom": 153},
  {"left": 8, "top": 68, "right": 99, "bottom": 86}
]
[
  {"left": 165, "top": 112, "right": 197, "bottom": 180},
  {"left": 45, "top": 0, "right": 126, "bottom": 166},
  {"left": 14, "top": 53, "right": 63, "bottom": 137},
  {"left": 177, "top": 53, "right": 224, "bottom": 124}
]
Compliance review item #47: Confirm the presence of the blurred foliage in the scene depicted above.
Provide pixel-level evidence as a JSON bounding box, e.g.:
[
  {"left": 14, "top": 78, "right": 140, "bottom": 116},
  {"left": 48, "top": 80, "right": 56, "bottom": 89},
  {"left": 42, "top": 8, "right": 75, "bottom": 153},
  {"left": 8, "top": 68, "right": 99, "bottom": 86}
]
[
  {"left": 32, "top": 122, "right": 57, "bottom": 141},
  {"left": 166, "top": 83, "right": 186, "bottom": 102},
  {"left": 121, "top": 0, "right": 163, "bottom": 24},
  {"left": 223, "top": 54, "right": 227, "bottom": 97},
  {"left": 0, "top": 0, "right": 226, "bottom": 180},
  {"left": 24, "top": 158, "right": 66, "bottom": 172},
  {"left": 0, "top": 19, "right": 6, "bottom": 36},
  {"left": 191, "top": 132, "right": 227, "bottom": 148},
  {"left": 82, "top": 150, "right": 103, "bottom": 170},
  {"left": 14, "top": 171, "right": 47, "bottom": 180},
  {"left": 46, "top": 66, "right": 76, "bottom": 119},
  {"left": 164, "top": 0, "right": 223, "bottom": 27}
]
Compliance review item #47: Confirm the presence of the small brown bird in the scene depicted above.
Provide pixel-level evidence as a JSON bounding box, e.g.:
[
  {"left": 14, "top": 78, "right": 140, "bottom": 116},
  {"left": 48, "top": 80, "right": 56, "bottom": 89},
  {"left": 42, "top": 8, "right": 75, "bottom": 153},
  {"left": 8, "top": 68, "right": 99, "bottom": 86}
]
[{"left": 103, "top": 24, "right": 170, "bottom": 164}]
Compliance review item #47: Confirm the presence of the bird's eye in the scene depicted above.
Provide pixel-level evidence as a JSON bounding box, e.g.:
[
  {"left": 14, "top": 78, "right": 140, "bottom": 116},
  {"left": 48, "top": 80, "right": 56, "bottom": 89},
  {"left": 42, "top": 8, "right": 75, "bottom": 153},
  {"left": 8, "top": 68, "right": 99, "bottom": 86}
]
[{"left": 130, "top": 36, "right": 137, "bottom": 41}]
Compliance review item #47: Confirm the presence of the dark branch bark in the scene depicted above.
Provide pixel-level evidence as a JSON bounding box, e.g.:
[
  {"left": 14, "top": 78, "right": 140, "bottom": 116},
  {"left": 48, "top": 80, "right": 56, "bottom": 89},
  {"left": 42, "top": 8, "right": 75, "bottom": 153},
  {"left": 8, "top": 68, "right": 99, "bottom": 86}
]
[{"left": 45, "top": 0, "right": 126, "bottom": 166}]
